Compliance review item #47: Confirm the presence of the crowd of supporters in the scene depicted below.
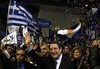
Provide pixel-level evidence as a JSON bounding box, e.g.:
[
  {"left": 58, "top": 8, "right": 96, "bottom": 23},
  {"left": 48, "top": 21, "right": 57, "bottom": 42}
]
[
  {"left": 0, "top": 30, "right": 100, "bottom": 69},
  {"left": 0, "top": 1, "right": 100, "bottom": 69}
]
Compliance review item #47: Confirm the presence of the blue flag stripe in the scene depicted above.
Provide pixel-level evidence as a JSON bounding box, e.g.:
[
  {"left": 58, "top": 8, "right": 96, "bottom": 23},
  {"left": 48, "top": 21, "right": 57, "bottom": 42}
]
[
  {"left": 8, "top": 23, "right": 26, "bottom": 26},
  {"left": 9, "top": 18, "right": 27, "bottom": 22}
]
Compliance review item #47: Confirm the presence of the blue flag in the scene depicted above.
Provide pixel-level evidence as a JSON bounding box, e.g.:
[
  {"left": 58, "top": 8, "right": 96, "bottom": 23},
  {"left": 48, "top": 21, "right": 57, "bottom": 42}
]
[{"left": 7, "top": 0, "right": 38, "bottom": 35}]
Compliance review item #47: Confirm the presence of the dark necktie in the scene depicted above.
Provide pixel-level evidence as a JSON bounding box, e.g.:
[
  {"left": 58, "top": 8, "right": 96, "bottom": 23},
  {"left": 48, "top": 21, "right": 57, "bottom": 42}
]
[{"left": 54, "top": 60, "right": 57, "bottom": 69}]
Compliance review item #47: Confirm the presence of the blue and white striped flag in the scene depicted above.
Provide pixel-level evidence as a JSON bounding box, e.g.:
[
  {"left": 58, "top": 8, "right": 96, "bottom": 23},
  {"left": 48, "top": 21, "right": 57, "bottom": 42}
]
[{"left": 7, "top": 0, "right": 38, "bottom": 35}]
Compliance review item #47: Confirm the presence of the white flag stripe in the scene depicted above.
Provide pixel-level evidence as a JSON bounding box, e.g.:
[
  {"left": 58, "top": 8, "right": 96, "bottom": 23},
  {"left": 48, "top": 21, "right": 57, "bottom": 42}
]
[
  {"left": 29, "top": 22, "right": 37, "bottom": 29},
  {"left": 8, "top": 15, "right": 26, "bottom": 20},
  {"left": 32, "top": 21, "right": 37, "bottom": 24},
  {"left": 73, "top": 23, "right": 81, "bottom": 32},
  {"left": 28, "top": 26, "right": 36, "bottom": 32},
  {"left": 57, "top": 23, "right": 81, "bottom": 35}
]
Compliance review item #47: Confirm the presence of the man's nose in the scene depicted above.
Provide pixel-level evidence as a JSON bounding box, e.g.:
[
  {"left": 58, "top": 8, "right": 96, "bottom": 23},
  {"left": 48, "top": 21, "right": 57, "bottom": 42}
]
[{"left": 51, "top": 49, "right": 55, "bottom": 52}]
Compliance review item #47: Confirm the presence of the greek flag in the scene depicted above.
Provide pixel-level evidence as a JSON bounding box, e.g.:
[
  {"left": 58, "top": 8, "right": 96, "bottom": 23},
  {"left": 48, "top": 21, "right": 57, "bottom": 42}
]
[{"left": 7, "top": 0, "right": 38, "bottom": 35}]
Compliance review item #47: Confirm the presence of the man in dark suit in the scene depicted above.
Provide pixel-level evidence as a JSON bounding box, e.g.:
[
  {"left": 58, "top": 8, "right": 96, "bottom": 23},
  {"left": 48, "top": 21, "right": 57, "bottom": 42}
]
[
  {"left": 24, "top": 32, "right": 72, "bottom": 69},
  {"left": 27, "top": 42, "right": 72, "bottom": 69},
  {"left": 47, "top": 41, "right": 72, "bottom": 69}
]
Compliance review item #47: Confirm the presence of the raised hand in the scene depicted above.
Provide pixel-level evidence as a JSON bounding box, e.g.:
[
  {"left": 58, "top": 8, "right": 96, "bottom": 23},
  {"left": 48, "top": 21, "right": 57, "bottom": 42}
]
[{"left": 23, "top": 32, "right": 31, "bottom": 47}]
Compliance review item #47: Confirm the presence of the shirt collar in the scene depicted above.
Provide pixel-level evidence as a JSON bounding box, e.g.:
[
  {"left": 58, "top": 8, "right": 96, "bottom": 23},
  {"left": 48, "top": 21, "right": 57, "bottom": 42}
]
[{"left": 56, "top": 54, "right": 62, "bottom": 63}]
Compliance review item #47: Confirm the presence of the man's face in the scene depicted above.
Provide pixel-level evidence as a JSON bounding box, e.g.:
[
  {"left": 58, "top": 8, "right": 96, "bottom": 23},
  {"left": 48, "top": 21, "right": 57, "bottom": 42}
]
[
  {"left": 16, "top": 50, "right": 25, "bottom": 62},
  {"left": 6, "top": 46, "right": 13, "bottom": 54},
  {"left": 40, "top": 45, "right": 49, "bottom": 57},
  {"left": 49, "top": 43, "right": 62, "bottom": 59},
  {"left": 63, "top": 46, "right": 69, "bottom": 54}
]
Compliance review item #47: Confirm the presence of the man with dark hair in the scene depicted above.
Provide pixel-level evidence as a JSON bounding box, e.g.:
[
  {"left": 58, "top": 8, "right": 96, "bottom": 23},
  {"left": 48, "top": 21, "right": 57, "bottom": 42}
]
[
  {"left": 24, "top": 32, "right": 73, "bottom": 69},
  {"left": 47, "top": 41, "right": 72, "bottom": 69},
  {"left": 9, "top": 48, "right": 36, "bottom": 69},
  {"left": 5, "top": 44, "right": 14, "bottom": 55}
]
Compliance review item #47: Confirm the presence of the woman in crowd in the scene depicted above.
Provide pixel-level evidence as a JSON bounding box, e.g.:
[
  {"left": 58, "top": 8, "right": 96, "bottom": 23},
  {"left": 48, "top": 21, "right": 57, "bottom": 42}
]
[{"left": 72, "top": 46, "right": 91, "bottom": 69}]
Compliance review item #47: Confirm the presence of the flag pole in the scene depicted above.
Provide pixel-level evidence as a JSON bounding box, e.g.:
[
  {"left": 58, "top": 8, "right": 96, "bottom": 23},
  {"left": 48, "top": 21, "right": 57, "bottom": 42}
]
[
  {"left": 6, "top": 0, "right": 12, "bottom": 34},
  {"left": 5, "top": 0, "right": 12, "bottom": 44}
]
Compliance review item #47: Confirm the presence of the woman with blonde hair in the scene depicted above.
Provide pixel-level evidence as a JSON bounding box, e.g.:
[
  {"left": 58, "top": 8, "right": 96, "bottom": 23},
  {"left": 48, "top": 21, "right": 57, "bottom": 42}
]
[{"left": 72, "top": 46, "right": 90, "bottom": 69}]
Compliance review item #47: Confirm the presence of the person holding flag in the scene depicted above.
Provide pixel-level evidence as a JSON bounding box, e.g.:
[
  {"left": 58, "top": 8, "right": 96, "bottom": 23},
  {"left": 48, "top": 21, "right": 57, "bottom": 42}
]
[
  {"left": 7, "top": 0, "right": 39, "bottom": 46},
  {"left": 0, "top": 0, "right": 40, "bottom": 69}
]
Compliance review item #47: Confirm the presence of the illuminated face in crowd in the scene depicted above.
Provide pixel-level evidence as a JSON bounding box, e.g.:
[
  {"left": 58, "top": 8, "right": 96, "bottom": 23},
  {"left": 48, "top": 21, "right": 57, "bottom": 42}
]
[
  {"left": 49, "top": 43, "right": 62, "bottom": 59},
  {"left": 6, "top": 46, "right": 13, "bottom": 54},
  {"left": 16, "top": 49, "right": 25, "bottom": 62},
  {"left": 63, "top": 46, "right": 70, "bottom": 54},
  {"left": 40, "top": 44, "right": 49, "bottom": 57},
  {"left": 73, "top": 49, "right": 82, "bottom": 59}
]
